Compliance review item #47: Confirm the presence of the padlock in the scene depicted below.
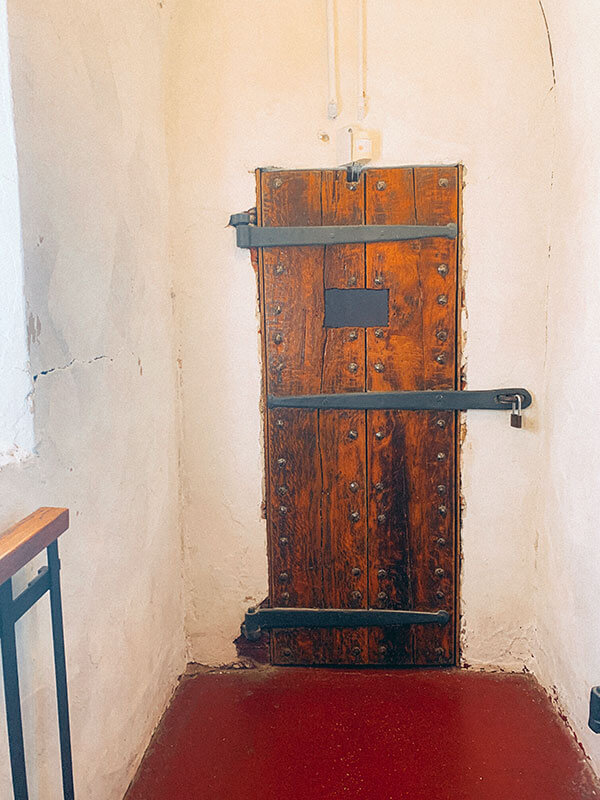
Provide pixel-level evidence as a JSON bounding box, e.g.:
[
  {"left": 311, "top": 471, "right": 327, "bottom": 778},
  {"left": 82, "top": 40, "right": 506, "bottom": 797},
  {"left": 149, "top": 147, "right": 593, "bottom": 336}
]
[{"left": 511, "top": 394, "right": 523, "bottom": 429}]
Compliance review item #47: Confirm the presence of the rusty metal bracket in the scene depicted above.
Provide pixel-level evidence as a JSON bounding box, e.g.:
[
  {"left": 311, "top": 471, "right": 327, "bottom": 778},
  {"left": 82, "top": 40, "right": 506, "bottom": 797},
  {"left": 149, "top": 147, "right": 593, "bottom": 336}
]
[
  {"left": 229, "top": 211, "right": 457, "bottom": 248},
  {"left": 241, "top": 607, "right": 450, "bottom": 641}
]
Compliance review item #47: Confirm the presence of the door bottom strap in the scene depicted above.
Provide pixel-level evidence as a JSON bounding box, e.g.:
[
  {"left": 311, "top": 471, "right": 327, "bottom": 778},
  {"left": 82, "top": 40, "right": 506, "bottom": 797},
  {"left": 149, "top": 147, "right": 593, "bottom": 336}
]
[{"left": 241, "top": 607, "right": 449, "bottom": 641}]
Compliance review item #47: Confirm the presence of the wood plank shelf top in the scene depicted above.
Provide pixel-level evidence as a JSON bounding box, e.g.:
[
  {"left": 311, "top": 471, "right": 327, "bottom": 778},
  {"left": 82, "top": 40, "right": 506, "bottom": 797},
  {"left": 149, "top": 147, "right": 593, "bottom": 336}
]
[{"left": 0, "top": 508, "right": 69, "bottom": 586}]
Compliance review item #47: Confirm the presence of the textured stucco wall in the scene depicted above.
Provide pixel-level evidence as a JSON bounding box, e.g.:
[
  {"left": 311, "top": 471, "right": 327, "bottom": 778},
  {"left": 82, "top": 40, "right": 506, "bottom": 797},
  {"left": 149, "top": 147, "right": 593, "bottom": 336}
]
[
  {"left": 167, "top": 0, "right": 554, "bottom": 667},
  {"left": 532, "top": 0, "right": 600, "bottom": 775},
  {"left": 0, "top": 0, "right": 32, "bottom": 464},
  {"left": 0, "top": 1, "right": 185, "bottom": 798}
]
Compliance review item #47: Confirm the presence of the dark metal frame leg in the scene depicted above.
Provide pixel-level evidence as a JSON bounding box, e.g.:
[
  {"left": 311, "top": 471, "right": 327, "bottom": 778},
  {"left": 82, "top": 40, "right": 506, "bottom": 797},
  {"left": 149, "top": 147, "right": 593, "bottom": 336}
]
[
  {"left": 0, "top": 578, "right": 29, "bottom": 800},
  {"left": 0, "top": 543, "right": 74, "bottom": 799},
  {"left": 47, "top": 542, "right": 75, "bottom": 800}
]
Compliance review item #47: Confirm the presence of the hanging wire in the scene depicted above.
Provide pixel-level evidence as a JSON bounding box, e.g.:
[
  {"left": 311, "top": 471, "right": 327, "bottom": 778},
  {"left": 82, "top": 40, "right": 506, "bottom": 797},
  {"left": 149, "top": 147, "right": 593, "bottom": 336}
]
[
  {"left": 327, "top": 0, "right": 338, "bottom": 119},
  {"left": 357, "top": 0, "right": 367, "bottom": 121}
]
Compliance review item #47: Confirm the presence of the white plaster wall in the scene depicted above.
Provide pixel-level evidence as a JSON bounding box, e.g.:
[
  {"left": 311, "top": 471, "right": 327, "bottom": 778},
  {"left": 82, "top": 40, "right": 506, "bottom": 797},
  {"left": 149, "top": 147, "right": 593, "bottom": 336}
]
[
  {"left": 532, "top": 0, "right": 600, "bottom": 775},
  {"left": 168, "top": 0, "right": 555, "bottom": 666},
  {"left": 0, "top": 1, "right": 185, "bottom": 797},
  {"left": 0, "top": 0, "right": 32, "bottom": 464}
]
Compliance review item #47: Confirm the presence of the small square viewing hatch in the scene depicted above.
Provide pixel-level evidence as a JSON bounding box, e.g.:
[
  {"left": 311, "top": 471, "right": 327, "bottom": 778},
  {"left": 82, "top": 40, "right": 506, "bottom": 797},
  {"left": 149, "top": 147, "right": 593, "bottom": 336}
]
[{"left": 324, "top": 288, "right": 389, "bottom": 328}]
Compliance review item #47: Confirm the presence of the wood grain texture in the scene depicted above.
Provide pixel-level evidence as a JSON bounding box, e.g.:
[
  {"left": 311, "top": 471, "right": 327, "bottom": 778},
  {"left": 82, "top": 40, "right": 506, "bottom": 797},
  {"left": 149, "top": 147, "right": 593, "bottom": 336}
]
[
  {"left": 258, "top": 166, "right": 459, "bottom": 666},
  {"left": 262, "top": 170, "right": 324, "bottom": 397},
  {"left": 320, "top": 170, "right": 368, "bottom": 663},
  {"left": 412, "top": 166, "right": 458, "bottom": 664},
  {"left": 365, "top": 167, "right": 457, "bottom": 665},
  {"left": 415, "top": 167, "right": 458, "bottom": 392},
  {"left": 321, "top": 170, "right": 366, "bottom": 394},
  {"left": 366, "top": 410, "right": 413, "bottom": 664},
  {"left": 261, "top": 170, "right": 329, "bottom": 664},
  {"left": 267, "top": 407, "right": 330, "bottom": 664},
  {"left": 320, "top": 409, "right": 368, "bottom": 663},
  {"left": 0, "top": 508, "right": 69, "bottom": 585}
]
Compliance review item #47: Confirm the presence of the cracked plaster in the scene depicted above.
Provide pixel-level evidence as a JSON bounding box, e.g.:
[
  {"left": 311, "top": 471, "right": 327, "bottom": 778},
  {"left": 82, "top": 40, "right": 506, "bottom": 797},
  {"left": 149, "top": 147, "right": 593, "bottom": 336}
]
[{"left": 0, "top": 1, "right": 185, "bottom": 798}]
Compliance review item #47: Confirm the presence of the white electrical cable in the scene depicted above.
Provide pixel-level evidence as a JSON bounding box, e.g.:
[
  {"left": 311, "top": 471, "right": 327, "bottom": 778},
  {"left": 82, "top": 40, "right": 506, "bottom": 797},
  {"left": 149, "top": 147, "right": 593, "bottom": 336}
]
[
  {"left": 327, "top": 0, "right": 338, "bottom": 119},
  {"left": 357, "top": 0, "right": 366, "bottom": 121}
]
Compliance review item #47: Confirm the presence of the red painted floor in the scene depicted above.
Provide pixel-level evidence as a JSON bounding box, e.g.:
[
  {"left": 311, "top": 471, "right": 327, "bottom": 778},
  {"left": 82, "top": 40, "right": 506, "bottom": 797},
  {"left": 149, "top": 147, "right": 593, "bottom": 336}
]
[{"left": 126, "top": 667, "right": 600, "bottom": 800}]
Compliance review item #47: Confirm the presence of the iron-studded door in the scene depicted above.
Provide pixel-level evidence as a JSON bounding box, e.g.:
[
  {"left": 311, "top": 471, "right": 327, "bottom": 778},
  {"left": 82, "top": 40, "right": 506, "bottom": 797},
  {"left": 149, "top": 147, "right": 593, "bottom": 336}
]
[{"left": 257, "top": 166, "right": 459, "bottom": 666}]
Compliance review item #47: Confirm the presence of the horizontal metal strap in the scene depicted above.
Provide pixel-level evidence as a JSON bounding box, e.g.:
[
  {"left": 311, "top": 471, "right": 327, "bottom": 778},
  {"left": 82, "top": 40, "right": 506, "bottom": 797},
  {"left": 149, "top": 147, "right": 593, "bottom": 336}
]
[
  {"left": 229, "top": 212, "right": 457, "bottom": 248},
  {"left": 241, "top": 607, "right": 449, "bottom": 641},
  {"left": 268, "top": 389, "right": 532, "bottom": 411}
]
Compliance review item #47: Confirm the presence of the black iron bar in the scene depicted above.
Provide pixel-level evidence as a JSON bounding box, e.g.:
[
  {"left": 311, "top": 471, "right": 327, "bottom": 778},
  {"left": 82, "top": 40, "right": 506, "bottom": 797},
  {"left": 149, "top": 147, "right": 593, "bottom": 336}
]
[
  {"left": 229, "top": 212, "right": 458, "bottom": 249},
  {"left": 0, "top": 578, "right": 29, "bottom": 800},
  {"left": 242, "top": 607, "right": 450, "bottom": 641},
  {"left": 267, "top": 389, "right": 532, "bottom": 411},
  {"left": 10, "top": 568, "right": 51, "bottom": 623},
  {"left": 48, "top": 542, "right": 75, "bottom": 800}
]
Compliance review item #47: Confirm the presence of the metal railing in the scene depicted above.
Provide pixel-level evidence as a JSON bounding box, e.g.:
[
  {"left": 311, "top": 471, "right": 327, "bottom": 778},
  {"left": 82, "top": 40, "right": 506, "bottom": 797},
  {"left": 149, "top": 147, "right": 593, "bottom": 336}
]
[{"left": 0, "top": 508, "right": 74, "bottom": 800}]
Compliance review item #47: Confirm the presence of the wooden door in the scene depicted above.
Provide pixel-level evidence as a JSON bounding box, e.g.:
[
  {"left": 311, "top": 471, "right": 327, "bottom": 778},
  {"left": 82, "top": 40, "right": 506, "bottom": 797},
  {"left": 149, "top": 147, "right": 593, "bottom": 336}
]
[{"left": 256, "top": 166, "right": 459, "bottom": 666}]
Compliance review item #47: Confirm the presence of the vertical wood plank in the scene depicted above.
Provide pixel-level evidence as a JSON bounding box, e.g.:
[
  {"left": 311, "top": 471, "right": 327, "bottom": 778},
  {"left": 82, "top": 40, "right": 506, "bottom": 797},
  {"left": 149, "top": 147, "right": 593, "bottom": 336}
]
[
  {"left": 267, "top": 407, "right": 328, "bottom": 664},
  {"left": 414, "top": 167, "right": 458, "bottom": 392},
  {"left": 261, "top": 170, "right": 328, "bottom": 664},
  {"left": 365, "top": 167, "right": 417, "bottom": 663},
  {"left": 262, "top": 170, "right": 325, "bottom": 397},
  {"left": 365, "top": 167, "right": 458, "bottom": 665},
  {"left": 319, "top": 170, "right": 368, "bottom": 664},
  {"left": 365, "top": 168, "right": 422, "bottom": 391},
  {"left": 319, "top": 410, "right": 367, "bottom": 663},
  {"left": 321, "top": 170, "right": 366, "bottom": 393},
  {"left": 411, "top": 166, "right": 458, "bottom": 665},
  {"left": 366, "top": 409, "right": 413, "bottom": 664}
]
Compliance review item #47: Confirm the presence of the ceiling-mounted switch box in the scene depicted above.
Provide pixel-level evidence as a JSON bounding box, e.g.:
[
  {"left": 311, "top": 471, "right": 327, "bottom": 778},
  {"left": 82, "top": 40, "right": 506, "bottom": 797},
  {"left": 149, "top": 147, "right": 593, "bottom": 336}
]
[{"left": 336, "top": 126, "right": 380, "bottom": 166}]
